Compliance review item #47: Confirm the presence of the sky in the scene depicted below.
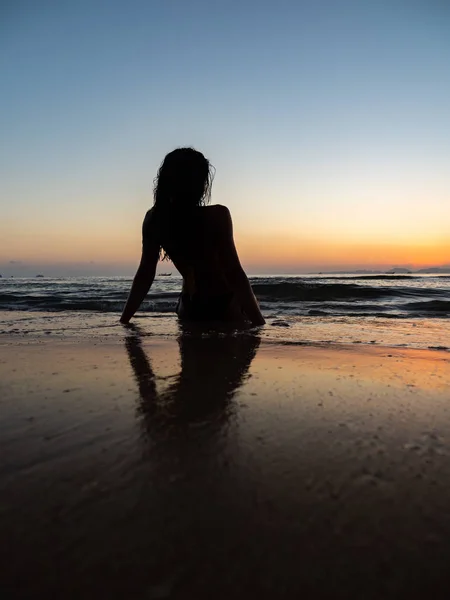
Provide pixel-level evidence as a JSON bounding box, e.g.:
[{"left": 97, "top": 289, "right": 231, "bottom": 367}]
[{"left": 1, "top": 0, "right": 449, "bottom": 276}]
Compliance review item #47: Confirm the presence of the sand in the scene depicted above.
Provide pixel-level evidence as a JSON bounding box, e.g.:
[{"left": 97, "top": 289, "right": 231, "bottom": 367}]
[{"left": 1, "top": 334, "right": 450, "bottom": 598}]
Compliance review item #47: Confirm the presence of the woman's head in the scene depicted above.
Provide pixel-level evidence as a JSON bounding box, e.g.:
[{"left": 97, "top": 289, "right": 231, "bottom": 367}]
[{"left": 153, "top": 147, "right": 214, "bottom": 210}]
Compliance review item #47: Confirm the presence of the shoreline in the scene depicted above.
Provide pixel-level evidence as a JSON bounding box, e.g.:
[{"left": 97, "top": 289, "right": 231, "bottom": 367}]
[
  {"left": 1, "top": 309, "right": 450, "bottom": 353},
  {"left": 1, "top": 330, "right": 449, "bottom": 356},
  {"left": 2, "top": 336, "right": 450, "bottom": 597}
]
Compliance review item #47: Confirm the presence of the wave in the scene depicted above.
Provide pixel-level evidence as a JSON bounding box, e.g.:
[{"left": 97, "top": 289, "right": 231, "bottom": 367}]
[
  {"left": 404, "top": 300, "right": 450, "bottom": 313},
  {"left": 251, "top": 282, "right": 446, "bottom": 302},
  {"left": 0, "top": 292, "right": 178, "bottom": 313},
  {"left": 0, "top": 281, "right": 448, "bottom": 317},
  {"left": 307, "top": 275, "right": 450, "bottom": 281},
  {"left": 316, "top": 275, "right": 419, "bottom": 280}
]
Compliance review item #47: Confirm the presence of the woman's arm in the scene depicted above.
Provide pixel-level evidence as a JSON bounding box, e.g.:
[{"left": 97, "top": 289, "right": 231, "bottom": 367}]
[
  {"left": 215, "top": 206, "right": 265, "bottom": 326},
  {"left": 120, "top": 211, "right": 160, "bottom": 324}
]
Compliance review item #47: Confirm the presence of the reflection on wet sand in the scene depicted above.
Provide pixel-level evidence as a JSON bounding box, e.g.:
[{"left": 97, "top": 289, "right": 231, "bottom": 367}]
[
  {"left": 125, "top": 324, "right": 261, "bottom": 433},
  {"left": 3, "top": 338, "right": 450, "bottom": 597}
]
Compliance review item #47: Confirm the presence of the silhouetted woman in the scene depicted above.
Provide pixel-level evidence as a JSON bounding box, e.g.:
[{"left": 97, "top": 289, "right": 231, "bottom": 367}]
[{"left": 120, "top": 148, "right": 265, "bottom": 325}]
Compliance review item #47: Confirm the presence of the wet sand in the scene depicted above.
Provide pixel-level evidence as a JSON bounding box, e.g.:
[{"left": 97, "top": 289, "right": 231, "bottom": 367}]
[{"left": 1, "top": 335, "right": 450, "bottom": 598}]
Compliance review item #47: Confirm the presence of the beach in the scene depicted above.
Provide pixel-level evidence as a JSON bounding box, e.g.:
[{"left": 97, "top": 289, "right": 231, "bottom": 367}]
[
  {"left": 2, "top": 333, "right": 450, "bottom": 598},
  {"left": 4, "top": 0, "right": 450, "bottom": 595}
]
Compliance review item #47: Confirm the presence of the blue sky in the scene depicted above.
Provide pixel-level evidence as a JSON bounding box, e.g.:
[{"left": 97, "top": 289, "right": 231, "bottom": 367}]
[{"left": 1, "top": 0, "right": 449, "bottom": 275}]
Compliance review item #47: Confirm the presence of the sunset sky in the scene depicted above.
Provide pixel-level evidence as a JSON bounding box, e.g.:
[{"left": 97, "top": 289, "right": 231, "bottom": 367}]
[{"left": 1, "top": 0, "right": 449, "bottom": 276}]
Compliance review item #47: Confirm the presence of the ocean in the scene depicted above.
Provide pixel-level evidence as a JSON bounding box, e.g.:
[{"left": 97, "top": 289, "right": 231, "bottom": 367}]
[{"left": 1, "top": 274, "right": 449, "bottom": 350}]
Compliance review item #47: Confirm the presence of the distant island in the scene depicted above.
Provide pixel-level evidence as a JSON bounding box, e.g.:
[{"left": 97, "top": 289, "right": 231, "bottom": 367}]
[
  {"left": 415, "top": 267, "right": 450, "bottom": 274},
  {"left": 309, "top": 266, "right": 450, "bottom": 275}
]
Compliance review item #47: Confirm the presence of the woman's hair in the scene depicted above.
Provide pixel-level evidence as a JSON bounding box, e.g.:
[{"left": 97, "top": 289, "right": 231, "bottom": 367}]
[
  {"left": 152, "top": 147, "right": 215, "bottom": 260},
  {"left": 153, "top": 147, "right": 214, "bottom": 211}
]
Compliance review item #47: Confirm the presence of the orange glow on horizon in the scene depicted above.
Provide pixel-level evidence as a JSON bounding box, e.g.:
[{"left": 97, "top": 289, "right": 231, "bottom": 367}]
[
  {"left": 234, "top": 232, "right": 450, "bottom": 271},
  {"left": 1, "top": 220, "right": 448, "bottom": 271}
]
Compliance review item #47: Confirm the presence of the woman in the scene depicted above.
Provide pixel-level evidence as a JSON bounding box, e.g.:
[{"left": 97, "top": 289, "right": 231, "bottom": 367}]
[{"left": 120, "top": 148, "right": 265, "bottom": 326}]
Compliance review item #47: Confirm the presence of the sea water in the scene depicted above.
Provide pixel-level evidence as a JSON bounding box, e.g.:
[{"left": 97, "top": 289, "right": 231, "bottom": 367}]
[{"left": 1, "top": 274, "right": 449, "bottom": 350}]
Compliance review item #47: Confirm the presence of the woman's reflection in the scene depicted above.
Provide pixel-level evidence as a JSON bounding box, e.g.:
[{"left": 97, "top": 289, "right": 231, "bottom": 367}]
[{"left": 125, "top": 325, "right": 260, "bottom": 436}]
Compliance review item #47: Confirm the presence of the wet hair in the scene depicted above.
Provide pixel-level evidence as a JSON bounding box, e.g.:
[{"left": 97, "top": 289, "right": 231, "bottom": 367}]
[
  {"left": 152, "top": 147, "right": 215, "bottom": 260},
  {"left": 153, "top": 147, "right": 214, "bottom": 211}
]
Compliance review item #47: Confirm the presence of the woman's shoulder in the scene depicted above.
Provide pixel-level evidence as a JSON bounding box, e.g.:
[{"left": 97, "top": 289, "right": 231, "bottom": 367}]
[
  {"left": 204, "top": 203, "right": 229, "bottom": 212},
  {"left": 142, "top": 204, "right": 231, "bottom": 232},
  {"left": 143, "top": 206, "right": 153, "bottom": 222},
  {"left": 142, "top": 207, "right": 158, "bottom": 236},
  {"left": 202, "top": 204, "right": 231, "bottom": 220},
  {"left": 199, "top": 205, "right": 233, "bottom": 236}
]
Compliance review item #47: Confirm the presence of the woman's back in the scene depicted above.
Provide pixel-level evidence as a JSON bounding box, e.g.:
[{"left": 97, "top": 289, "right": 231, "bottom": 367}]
[{"left": 148, "top": 204, "right": 232, "bottom": 297}]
